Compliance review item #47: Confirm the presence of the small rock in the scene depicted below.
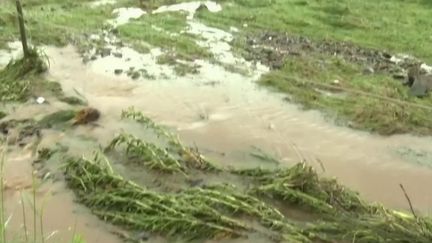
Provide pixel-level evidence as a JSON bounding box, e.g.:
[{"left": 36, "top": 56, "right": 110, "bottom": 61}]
[
  {"left": 89, "top": 34, "right": 100, "bottom": 41},
  {"left": 113, "top": 52, "right": 123, "bottom": 58},
  {"left": 99, "top": 47, "right": 111, "bottom": 57},
  {"left": 268, "top": 123, "right": 275, "bottom": 130},
  {"left": 420, "top": 63, "right": 432, "bottom": 74},
  {"left": 134, "top": 231, "right": 150, "bottom": 241},
  {"left": 271, "top": 61, "right": 284, "bottom": 69},
  {"left": 243, "top": 23, "right": 248, "bottom": 28},
  {"left": 333, "top": 79, "right": 340, "bottom": 85},
  {"left": 82, "top": 56, "right": 90, "bottom": 64},
  {"left": 110, "top": 28, "right": 119, "bottom": 35},
  {"left": 131, "top": 72, "right": 140, "bottom": 80},
  {"left": 114, "top": 69, "right": 123, "bottom": 75},
  {"left": 363, "top": 66, "right": 374, "bottom": 74},
  {"left": 187, "top": 178, "right": 204, "bottom": 187},
  {"left": 36, "top": 97, "right": 45, "bottom": 104},
  {"left": 230, "top": 26, "right": 239, "bottom": 32},
  {"left": 196, "top": 3, "right": 208, "bottom": 12}
]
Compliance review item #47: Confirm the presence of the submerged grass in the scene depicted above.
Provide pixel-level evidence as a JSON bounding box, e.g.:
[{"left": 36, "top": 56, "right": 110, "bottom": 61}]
[
  {"left": 0, "top": 48, "right": 47, "bottom": 102},
  {"left": 64, "top": 149, "right": 432, "bottom": 243},
  {"left": 118, "top": 107, "right": 220, "bottom": 171},
  {"left": 64, "top": 154, "right": 289, "bottom": 241},
  {"left": 117, "top": 11, "right": 212, "bottom": 60},
  {"left": 56, "top": 111, "right": 432, "bottom": 242}
]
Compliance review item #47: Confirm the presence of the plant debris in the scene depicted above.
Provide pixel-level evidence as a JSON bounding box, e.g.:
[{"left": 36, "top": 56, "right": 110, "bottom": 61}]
[
  {"left": 72, "top": 107, "right": 101, "bottom": 126},
  {"left": 60, "top": 110, "right": 432, "bottom": 243},
  {"left": 0, "top": 48, "right": 47, "bottom": 102}
]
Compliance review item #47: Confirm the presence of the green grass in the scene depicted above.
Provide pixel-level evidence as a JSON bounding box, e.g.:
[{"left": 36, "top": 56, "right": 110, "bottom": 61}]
[
  {"left": 259, "top": 54, "right": 432, "bottom": 135},
  {"left": 193, "top": 0, "right": 432, "bottom": 135},
  {"left": 0, "top": 0, "right": 115, "bottom": 48},
  {"left": 197, "top": 0, "right": 432, "bottom": 61},
  {"left": 0, "top": 48, "right": 47, "bottom": 102},
  {"left": 0, "top": 47, "right": 80, "bottom": 105}
]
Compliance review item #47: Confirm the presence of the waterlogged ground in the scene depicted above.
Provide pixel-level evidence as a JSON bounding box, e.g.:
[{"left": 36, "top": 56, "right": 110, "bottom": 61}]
[{"left": 1, "top": 0, "right": 432, "bottom": 242}]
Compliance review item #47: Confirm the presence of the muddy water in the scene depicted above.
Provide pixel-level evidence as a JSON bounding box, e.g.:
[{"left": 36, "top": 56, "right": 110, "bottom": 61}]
[
  {"left": 3, "top": 42, "right": 432, "bottom": 243},
  {"left": 42, "top": 45, "right": 432, "bottom": 216},
  {"left": 2, "top": 147, "right": 123, "bottom": 243}
]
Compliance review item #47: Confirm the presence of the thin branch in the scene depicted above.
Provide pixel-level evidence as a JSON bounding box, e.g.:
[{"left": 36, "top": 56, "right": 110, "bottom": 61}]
[{"left": 399, "top": 184, "right": 418, "bottom": 219}]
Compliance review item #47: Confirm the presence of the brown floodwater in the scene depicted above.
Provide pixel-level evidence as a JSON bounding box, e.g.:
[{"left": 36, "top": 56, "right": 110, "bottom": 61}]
[
  {"left": 45, "top": 45, "right": 432, "bottom": 212},
  {"left": 3, "top": 44, "right": 432, "bottom": 242}
]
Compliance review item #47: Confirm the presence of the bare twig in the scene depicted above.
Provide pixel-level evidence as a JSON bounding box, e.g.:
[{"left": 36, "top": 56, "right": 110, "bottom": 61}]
[
  {"left": 315, "top": 158, "right": 326, "bottom": 173},
  {"left": 399, "top": 184, "right": 418, "bottom": 219}
]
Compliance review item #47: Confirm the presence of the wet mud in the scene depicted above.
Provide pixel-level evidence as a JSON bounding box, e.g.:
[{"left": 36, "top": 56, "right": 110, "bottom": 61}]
[{"left": 244, "top": 31, "right": 431, "bottom": 77}]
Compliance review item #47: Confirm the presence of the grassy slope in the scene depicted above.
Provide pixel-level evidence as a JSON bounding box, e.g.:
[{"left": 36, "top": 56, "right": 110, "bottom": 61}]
[
  {"left": 199, "top": 0, "right": 432, "bottom": 61},
  {"left": 0, "top": 0, "right": 116, "bottom": 48},
  {"left": 196, "top": 0, "right": 432, "bottom": 135}
]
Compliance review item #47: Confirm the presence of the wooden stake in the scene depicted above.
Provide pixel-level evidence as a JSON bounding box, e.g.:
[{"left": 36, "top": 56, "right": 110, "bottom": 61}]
[{"left": 16, "top": 0, "right": 29, "bottom": 58}]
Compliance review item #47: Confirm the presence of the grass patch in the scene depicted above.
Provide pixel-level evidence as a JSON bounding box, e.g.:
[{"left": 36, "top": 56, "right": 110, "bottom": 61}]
[
  {"left": 0, "top": 48, "right": 47, "bottom": 102},
  {"left": 156, "top": 53, "right": 200, "bottom": 76},
  {"left": 37, "top": 109, "right": 76, "bottom": 129},
  {"left": 0, "top": 0, "right": 115, "bottom": 48},
  {"left": 259, "top": 55, "right": 432, "bottom": 135},
  {"left": 0, "top": 48, "right": 79, "bottom": 105},
  {"left": 197, "top": 0, "right": 432, "bottom": 62}
]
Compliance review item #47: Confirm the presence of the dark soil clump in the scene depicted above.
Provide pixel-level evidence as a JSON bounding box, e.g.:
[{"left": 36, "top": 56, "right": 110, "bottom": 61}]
[{"left": 244, "top": 32, "right": 423, "bottom": 75}]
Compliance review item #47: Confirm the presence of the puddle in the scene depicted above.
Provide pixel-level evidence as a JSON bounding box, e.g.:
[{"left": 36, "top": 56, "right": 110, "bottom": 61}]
[
  {"left": 81, "top": 1, "right": 266, "bottom": 81},
  {"left": 107, "top": 7, "right": 146, "bottom": 27},
  {"left": 153, "top": 1, "right": 222, "bottom": 20},
  {"left": 90, "top": 0, "right": 117, "bottom": 7},
  {"left": 0, "top": 41, "right": 23, "bottom": 68},
  {"left": 1, "top": 147, "right": 122, "bottom": 243}
]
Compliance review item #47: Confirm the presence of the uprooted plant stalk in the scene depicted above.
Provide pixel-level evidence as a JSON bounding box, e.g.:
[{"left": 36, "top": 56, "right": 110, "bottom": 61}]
[
  {"left": 63, "top": 154, "right": 310, "bottom": 241},
  {"left": 119, "top": 107, "right": 220, "bottom": 171},
  {"left": 0, "top": 48, "right": 47, "bottom": 102},
  {"left": 62, "top": 147, "right": 432, "bottom": 243}
]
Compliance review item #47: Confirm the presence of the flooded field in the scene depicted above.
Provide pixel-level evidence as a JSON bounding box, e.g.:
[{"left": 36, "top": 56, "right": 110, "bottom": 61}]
[{"left": 1, "top": 0, "right": 432, "bottom": 242}]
